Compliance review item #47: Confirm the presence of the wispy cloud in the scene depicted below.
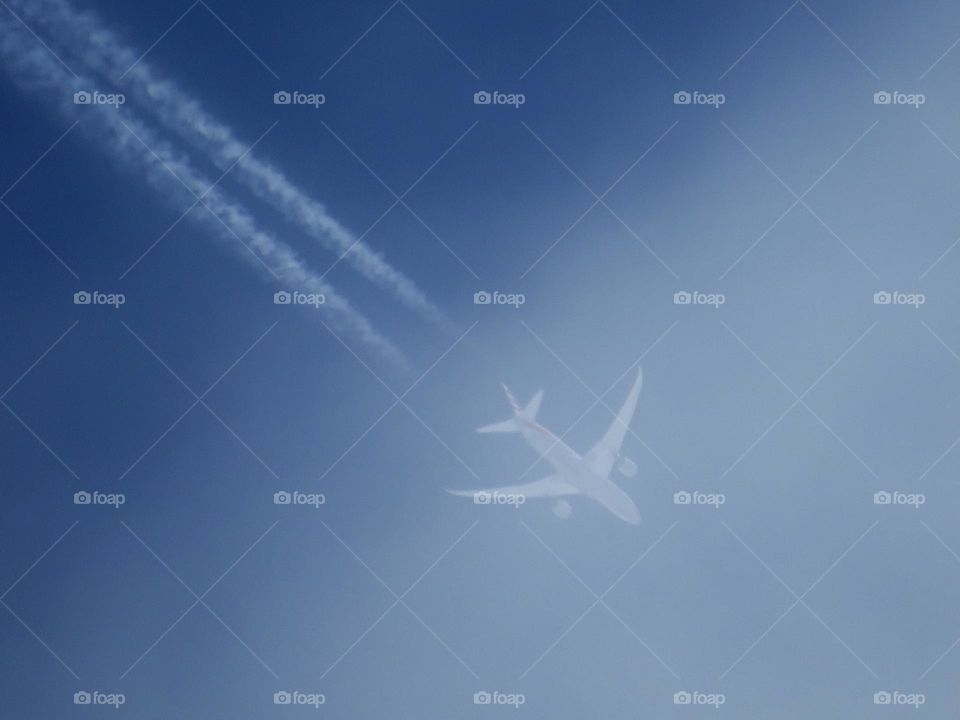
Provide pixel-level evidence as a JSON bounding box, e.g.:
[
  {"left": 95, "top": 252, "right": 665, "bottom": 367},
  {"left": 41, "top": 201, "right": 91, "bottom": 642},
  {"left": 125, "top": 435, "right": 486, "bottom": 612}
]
[
  {"left": 0, "top": 12, "right": 408, "bottom": 367},
  {"left": 10, "top": 0, "right": 454, "bottom": 332}
]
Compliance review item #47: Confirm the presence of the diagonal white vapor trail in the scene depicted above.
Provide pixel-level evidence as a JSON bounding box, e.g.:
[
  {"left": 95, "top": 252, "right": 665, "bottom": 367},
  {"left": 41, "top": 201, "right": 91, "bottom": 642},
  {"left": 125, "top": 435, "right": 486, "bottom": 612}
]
[
  {"left": 0, "top": 13, "right": 408, "bottom": 367},
  {"left": 9, "top": 0, "right": 454, "bottom": 332}
]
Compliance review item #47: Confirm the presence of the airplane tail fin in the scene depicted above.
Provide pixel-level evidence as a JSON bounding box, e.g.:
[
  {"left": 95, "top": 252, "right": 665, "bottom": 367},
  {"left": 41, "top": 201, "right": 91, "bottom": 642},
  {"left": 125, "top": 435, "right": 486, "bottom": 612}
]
[
  {"left": 476, "top": 385, "right": 543, "bottom": 433},
  {"left": 522, "top": 389, "right": 543, "bottom": 421}
]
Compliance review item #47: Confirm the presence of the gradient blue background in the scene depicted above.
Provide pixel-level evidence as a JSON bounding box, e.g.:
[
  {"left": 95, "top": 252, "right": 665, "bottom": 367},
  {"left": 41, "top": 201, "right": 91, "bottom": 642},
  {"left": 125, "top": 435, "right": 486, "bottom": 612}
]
[{"left": 2, "top": 0, "right": 960, "bottom": 716}]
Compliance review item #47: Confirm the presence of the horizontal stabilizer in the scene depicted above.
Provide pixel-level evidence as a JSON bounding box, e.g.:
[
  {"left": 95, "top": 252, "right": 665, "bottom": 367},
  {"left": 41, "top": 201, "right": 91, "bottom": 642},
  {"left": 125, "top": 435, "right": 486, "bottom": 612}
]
[
  {"left": 477, "top": 385, "right": 543, "bottom": 432},
  {"left": 477, "top": 418, "right": 519, "bottom": 433}
]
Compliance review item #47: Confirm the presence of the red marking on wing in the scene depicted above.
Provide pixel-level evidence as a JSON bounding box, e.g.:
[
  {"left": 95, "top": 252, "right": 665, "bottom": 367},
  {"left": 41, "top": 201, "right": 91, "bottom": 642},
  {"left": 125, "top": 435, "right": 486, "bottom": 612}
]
[{"left": 530, "top": 421, "right": 556, "bottom": 439}]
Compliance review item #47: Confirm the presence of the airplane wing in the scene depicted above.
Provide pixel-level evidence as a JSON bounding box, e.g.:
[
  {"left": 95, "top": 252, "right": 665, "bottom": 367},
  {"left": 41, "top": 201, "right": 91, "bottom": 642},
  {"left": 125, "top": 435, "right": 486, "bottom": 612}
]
[
  {"left": 447, "top": 475, "right": 578, "bottom": 500},
  {"left": 584, "top": 367, "right": 643, "bottom": 478}
]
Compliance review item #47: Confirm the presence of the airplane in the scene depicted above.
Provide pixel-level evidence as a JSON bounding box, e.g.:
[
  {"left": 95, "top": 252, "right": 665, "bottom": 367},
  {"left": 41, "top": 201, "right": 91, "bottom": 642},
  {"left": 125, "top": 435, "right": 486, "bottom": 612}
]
[{"left": 448, "top": 368, "right": 644, "bottom": 524}]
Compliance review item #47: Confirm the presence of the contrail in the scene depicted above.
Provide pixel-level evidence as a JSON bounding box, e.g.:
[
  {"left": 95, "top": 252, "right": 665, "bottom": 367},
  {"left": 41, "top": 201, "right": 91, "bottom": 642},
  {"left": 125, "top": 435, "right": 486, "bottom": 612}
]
[
  {"left": 9, "top": 0, "right": 454, "bottom": 332},
  {"left": 0, "top": 12, "right": 408, "bottom": 367}
]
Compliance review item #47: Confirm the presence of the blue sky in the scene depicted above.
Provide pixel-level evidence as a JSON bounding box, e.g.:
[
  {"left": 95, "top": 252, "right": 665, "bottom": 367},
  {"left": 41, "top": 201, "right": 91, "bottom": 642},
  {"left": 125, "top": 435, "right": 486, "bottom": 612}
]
[{"left": 3, "top": 0, "right": 960, "bottom": 716}]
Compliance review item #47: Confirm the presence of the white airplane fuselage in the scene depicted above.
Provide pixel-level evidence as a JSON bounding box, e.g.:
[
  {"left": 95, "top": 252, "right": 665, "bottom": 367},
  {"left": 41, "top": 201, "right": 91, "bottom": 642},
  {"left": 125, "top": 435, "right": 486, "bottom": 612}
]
[
  {"left": 517, "top": 416, "right": 639, "bottom": 523},
  {"left": 451, "top": 368, "right": 644, "bottom": 525}
]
